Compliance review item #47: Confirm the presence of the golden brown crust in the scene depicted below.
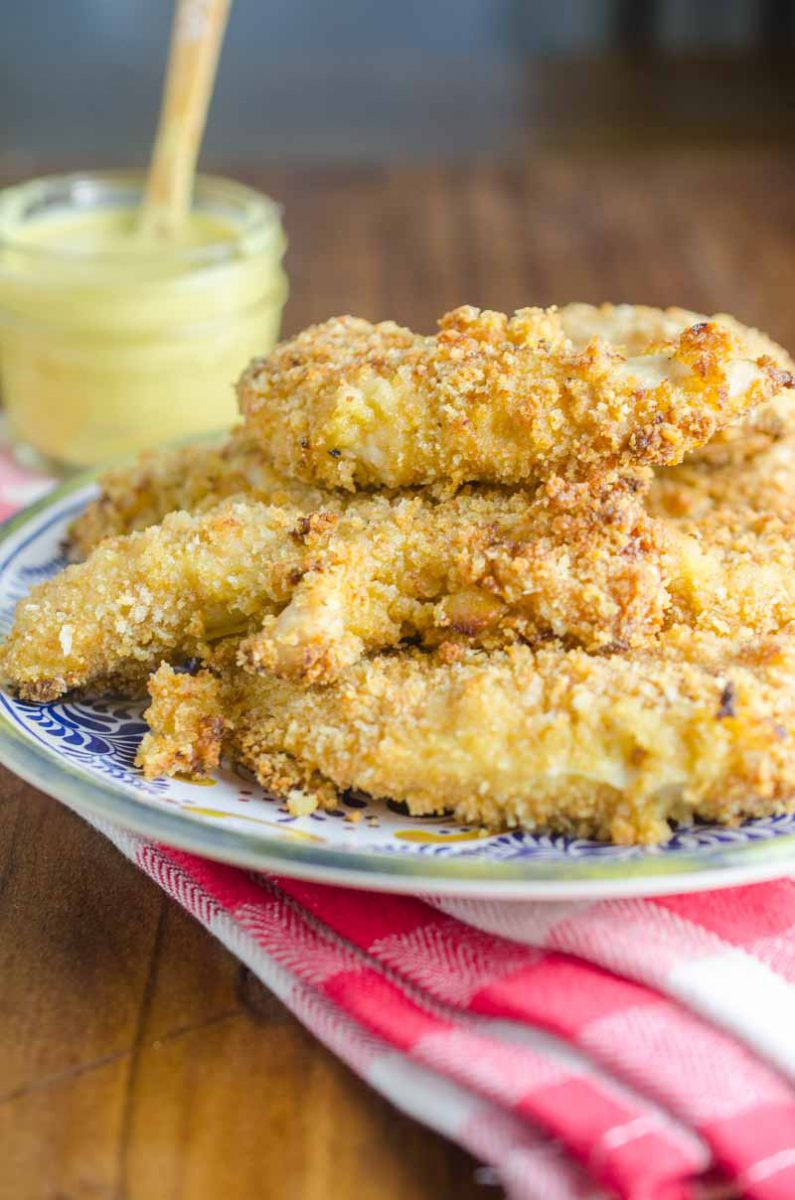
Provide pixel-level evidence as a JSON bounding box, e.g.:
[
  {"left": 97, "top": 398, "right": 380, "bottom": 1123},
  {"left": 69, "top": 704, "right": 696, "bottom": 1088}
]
[
  {"left": 669, "top": 505, "right": 795, "bottom": 639},
  {"left": 68, "top": 427, "right": 333, "bottom": 559},
  {"left": 69, "top": 308, "right": 795, "bottom": 558},
  {"left": 136, "top": 661, "right": 339, "bottom": 813},
  {"left": 136, "top": 665, "right": 226, "bottom": 779},
  {"left": 69, "top": 305, "right": 795, "bottom": 560},
  {"left": 7, "top": 300, "right": 795, "bottom": 848},
  {"left": 15, "top": 463, "right": 795, "bottom": 705},
  {"left": 239, "top": 305, "right": 794, "bottom": 490},
  {"left": 0, "top": 501, "right": 308, "bottom": 700},
  {"left": 239, "top": 473, "right": 678, "bottom": 682},
  {"left": 0, "top": 477, "right": 680, "bottom": 696},
  {"left": 562, "top": 303, "right": 795, "bottom": 465},
  {"left": 208, "top": 629, "right": 795, "bottom": 844},
  {"left": 649, "top": 435, "right": 795, "bottom": 522}
]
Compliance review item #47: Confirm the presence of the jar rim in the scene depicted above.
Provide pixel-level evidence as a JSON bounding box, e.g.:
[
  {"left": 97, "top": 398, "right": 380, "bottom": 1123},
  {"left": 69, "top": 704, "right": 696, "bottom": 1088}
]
[{"left": 0, "top": 170, "right": 284, "bottom": 267}]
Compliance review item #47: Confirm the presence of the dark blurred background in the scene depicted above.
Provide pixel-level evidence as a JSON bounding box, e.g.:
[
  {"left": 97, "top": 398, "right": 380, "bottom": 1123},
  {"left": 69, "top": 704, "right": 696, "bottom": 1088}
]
[
  {"left": 0, "top": 0, "right": 792, "bottom": 344},
  {"left": 1, "top": 0, "right": 794, "bottom": 173}
]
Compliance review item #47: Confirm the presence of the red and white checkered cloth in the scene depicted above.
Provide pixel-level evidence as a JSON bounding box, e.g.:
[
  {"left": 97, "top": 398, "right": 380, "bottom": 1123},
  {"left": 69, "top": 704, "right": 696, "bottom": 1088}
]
[{"left": 4, "top": 449, "right": 795, "bottom": 1200}]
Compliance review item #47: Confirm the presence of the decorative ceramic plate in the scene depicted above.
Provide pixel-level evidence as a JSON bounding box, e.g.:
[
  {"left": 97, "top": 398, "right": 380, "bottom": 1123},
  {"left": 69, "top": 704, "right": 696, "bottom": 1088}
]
[{"left": 2, "top": 474, "right": 795, "bottom": 899}]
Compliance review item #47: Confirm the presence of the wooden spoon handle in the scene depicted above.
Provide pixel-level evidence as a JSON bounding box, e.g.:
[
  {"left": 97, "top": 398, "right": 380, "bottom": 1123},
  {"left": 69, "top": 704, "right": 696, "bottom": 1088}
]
[{"left": 139, "top": 0, "right": 232, "bottom": 240}]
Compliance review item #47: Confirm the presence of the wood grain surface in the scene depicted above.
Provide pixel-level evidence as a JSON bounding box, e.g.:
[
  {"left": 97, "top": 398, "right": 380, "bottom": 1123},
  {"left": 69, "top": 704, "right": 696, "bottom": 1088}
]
[{"left": 1, "top": 150, "right": 794, "bottom": 1200}]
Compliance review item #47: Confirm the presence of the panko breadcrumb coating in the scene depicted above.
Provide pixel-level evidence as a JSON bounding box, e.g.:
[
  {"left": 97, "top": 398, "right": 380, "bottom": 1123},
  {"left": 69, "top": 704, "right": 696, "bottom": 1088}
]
[
  {"left": 137, "top": 629, "right": 795, "bottom": 845},
  {"left": 561, "top": 303, "right": 795, "bottom": 465},
  {"left": 135, "top": 661, "right": 341, "bottom": 812},
  {"left": 238, "top": 304, "right": 794, "bottom": 491},
  {"left": 239, "top": 473, "right": 677, "bottom": 681},
  {"left": 669, "top": 505, "right": 795, "bottom": 640},
  {"left": 71, "top": 305, "right": 795, "bottom": 558},
  {"left": 649, "top": 436, "right": 795, "bottom": 522},
  {"left": 68, "top": 427, "right": 331, "bottom": 559},
  {"left": 0, "top": 501, "right": 311, "bottom": 701},
  {"left": 29, "top": 458, "right": 795, "bottom": 702},
  {"left": 6, "top": 300, "right": 795, "bottom": 848},
  {"left": 1, "top": 476, "right": 683, "bottom": 697},
  {"left": 136, "top": 664, "right": 226, "bottom": 779}
]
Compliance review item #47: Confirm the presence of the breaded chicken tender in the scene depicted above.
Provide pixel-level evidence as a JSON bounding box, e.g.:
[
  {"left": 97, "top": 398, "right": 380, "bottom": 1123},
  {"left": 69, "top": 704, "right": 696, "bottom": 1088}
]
[
  {"left": 238, "top": 304, "right": 794, "bottom": 490},
  {"left": 0, "top": 501, "right": 310, "bottom": 701},
  {"left": 649, "top": 436, "right": 795, "bottom": 522},
  {"left": 240, "top": 474, "right": 676, "bottom": 682},
  {"left": 9, "top": 300, "right": 795, "bottom": 848},
  {"left": 9, "top": 463, "right": 795, "bottom": 702},
  {"left": 561, "top": 303, "right": 795, "bottom": 465},
  {"left": 70, "top": 306, "right": 795, "bottom": 558},
  {"left": 137, "top": 629, "right": 795, "bottom": 845},
  {"left": 136, "top": 660, "right": 340, "bottom": 809},
  {"left": 136, "top": 664, "right": 226, "bottom": 780},
  {"left": 0, "top": 478, "right": 679, "bottom": 696},
  {"left": 69, "top": 427, "right": 331, "bottom": 559},
  {"left": 670, "top": 505, "right": 795, "bottom": 640}
]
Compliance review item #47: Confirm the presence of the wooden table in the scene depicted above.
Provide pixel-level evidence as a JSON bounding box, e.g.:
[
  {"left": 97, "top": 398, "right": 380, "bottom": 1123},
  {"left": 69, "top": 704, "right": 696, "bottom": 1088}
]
[{"left": 2, "top": 151, "right": 794, "bottom": 1199}]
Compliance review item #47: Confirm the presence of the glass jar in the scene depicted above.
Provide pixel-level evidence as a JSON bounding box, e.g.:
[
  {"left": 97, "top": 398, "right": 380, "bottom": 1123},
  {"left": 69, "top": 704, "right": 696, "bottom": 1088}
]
[{"left": 0, "top": 171, "right": 288, "bottom": 469}]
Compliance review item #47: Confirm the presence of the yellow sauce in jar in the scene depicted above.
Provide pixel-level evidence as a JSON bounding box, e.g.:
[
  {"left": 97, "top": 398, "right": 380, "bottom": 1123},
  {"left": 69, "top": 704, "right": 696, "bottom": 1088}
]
[
  {"left": 10, "top": 208, "right": 238, "bottom": 254},
  {"left": 0, "top": 172, "right": 287, "bottom": 468}
]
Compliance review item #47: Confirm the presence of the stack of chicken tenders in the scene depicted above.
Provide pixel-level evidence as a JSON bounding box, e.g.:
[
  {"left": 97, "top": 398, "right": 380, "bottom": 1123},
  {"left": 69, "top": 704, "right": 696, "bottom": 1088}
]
[{"left": 3, "top": 302, "right": 795, "bottom": 844}]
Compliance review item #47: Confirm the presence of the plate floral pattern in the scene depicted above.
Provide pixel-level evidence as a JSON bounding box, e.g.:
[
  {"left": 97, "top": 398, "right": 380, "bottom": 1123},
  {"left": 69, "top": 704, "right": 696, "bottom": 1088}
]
[{"left": 1, "top": 475, "right": 795, "bottom": 898}]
